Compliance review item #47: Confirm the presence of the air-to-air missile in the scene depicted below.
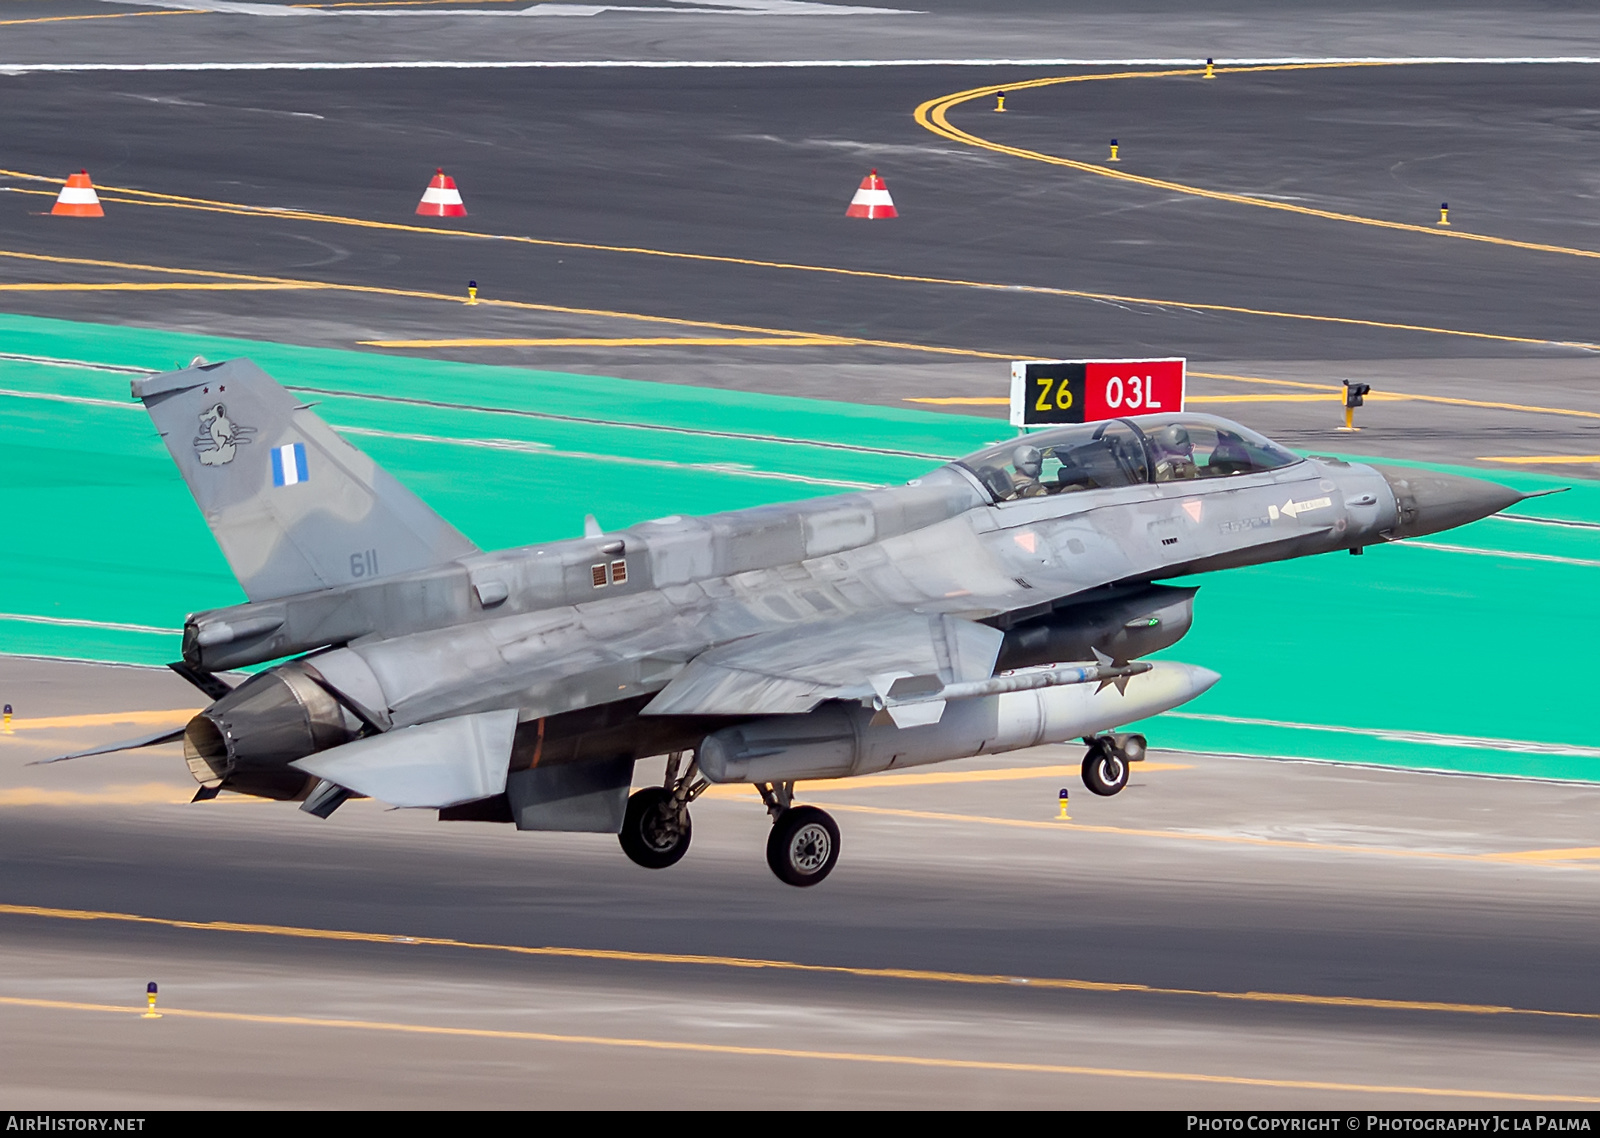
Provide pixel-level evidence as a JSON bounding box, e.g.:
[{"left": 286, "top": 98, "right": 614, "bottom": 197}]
[{"left": 48, "top": 359, "right": 1532, "bottom": 886}]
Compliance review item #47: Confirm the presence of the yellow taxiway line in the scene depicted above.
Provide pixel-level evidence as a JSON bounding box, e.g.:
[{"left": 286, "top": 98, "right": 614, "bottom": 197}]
[
  {"left": 3, "top": 752, "right": 1590, "bottom": 867},
  {"left": 0, "top": 9, "right": 194, "bottom": 28},
  {"left": 2, "top": 903, "right": 1595, "bottom": 1026},
  {"left": 0, "top": 281, "right": 319, "bottom": 292},
  {"left": 3, "top": 176, "right": 1594, "bottom": 354},
  {"left": 915, "top": 63, "right": 1600, "bottom": 264},
  {"left": 1480, "top": 455, "right": 1600, "bottom": 465},
  {"left": 4, "top": 995, "right": 1595, "bottom": 1102},
  {"left": 0, "top": 246, "right": 1013, "bottom": 361},
  {"left": 360, "top": 336, "right": 847, "bottom": 348},
  {"left": 1, "top": 709, "right": 197, "bottom": 731}
]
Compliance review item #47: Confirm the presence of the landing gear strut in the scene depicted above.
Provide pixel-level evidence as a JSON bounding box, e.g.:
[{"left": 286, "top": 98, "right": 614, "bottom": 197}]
[
  {"left": 618, "top": 751, "right": 706, "bottom": 870},
  {"left": 1081, "top": 732, "right": 1145, "bottom": 797},
  {"left": 756, "top": 781, "right": 840, "bottom": 887}
]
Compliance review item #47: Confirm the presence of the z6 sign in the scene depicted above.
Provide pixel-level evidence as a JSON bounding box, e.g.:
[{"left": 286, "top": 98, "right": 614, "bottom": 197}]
[{"left": 1009, "top": 358, "right": 1186, "bottom": 427}]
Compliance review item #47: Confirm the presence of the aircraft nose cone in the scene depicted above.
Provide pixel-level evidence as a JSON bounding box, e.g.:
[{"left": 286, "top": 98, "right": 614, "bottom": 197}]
[{"left": 1371, "top": 465, "right": 1524, "bottom": 539}]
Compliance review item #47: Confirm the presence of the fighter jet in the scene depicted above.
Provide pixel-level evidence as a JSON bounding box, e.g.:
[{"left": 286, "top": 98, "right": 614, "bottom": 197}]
[{"left": 53, "top": 359, "right": 1530, "bottom": 886}]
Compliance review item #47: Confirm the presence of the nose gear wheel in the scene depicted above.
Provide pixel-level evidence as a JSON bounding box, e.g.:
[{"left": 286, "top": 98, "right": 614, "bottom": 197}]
[{"left": 766, "top": 805, "right": 841, "bottom": 887}]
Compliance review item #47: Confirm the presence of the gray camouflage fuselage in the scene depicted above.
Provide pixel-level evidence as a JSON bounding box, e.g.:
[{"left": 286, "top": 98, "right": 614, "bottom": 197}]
[{"left": 175, "top": 410, "right": 1512, "bottom": 807}]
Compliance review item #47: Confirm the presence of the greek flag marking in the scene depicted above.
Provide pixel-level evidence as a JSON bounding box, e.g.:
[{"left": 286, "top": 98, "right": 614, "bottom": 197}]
[{"left": 271, "top": 442, "right": 308, "bottom": 487}]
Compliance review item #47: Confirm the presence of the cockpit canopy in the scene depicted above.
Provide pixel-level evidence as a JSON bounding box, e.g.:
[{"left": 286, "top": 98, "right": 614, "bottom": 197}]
[{"left": 954, "top": 414, "right": 1302, "bottom": 503}]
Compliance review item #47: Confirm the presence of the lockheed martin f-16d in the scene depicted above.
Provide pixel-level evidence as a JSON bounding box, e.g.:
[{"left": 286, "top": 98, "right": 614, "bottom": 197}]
[{"left": 53, "top": 359, "right": 1531, "bottom": 886}]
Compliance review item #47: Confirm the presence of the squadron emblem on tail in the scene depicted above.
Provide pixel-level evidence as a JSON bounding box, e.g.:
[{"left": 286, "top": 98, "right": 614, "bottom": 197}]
[{"left": 193, "top": 403, "right": 254, "bottom": 466}]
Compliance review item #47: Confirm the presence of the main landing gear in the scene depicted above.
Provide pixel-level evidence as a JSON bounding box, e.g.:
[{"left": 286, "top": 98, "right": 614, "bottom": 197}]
[
  {"left": 1080, "top": 732, "right": 1146, "bottom": 797},
  {"left": 618, "top": 760, "right": 842, "bottom": 887},
  {"left": 618, "top": 750, "right": 706, "bottom": 870}
]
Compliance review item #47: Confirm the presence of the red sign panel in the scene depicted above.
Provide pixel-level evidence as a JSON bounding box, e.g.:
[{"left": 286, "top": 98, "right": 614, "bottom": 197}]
[{"left": 1082, "top": 359, "right": 1187, "bottom": 420}]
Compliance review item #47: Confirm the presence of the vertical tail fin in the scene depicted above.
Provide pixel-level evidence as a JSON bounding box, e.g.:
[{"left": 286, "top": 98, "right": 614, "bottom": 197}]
[{"left": 134, "top": 357, "right": 478, "bottom": 601}]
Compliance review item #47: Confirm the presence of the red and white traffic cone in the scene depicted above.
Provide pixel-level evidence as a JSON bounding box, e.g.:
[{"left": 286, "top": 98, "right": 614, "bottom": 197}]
[
  {"left": 845, "top": 168, "right": 896, "bottom": 219},
  {"left": 416, "top": 168, "right": 467, "bottom": 217},
  {"left": 51, "top": 170, "right": 104, "bottom": 217}
]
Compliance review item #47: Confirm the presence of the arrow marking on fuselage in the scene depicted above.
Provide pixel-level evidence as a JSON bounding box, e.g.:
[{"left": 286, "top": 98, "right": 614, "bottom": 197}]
[{"left": 1271, "top": 496, "right": 1333, "bottom": 521}]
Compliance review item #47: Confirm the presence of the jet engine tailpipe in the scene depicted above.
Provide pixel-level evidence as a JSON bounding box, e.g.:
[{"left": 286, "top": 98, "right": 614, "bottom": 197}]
[
  {"left": 697, "top": 660, "right": 1218, "bottom": 785},
  {"left": 183, "top": 660, "right": 353, "bottom": 798}
]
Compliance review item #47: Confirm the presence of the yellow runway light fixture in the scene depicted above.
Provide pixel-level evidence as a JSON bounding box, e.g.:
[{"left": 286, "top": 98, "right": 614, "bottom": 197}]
[
  {"left": 1438, "top": 202, "right": 1451, "bottom": 226},
  {"left": 995, "top": 91, "right": 1007, "bottom": 112},
  {"left": 1204, "top": 58, "right": 1216, "bottom": 79},
  {"left": 466, "top": 279, "right": 478, "bottom": 305},
  {"left": 1058, "top": 788, "right": 1071, "bottom": 820},
  {"left": 143, "top": 981, "right": 161, "bottom": 1019},
  {"left": 1108, "top": 139, "right": 1120, "bottom": 162}
]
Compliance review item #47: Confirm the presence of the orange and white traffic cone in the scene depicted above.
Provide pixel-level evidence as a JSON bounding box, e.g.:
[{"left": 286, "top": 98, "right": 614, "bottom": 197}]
[
  {"left": 416, "top": 168, "right": 466, "bottom": 217},
  {"left": 51, "top": 170, "right": 104, "bottom": 217},
  {"left": 845, "top": 169, "right": 897, "bottom": 219}
]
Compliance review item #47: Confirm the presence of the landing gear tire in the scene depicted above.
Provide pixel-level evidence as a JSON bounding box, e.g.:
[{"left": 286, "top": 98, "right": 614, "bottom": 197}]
[
  {"left": 618, "top": 786, "right": 692, "bottom": 869},
  {"left": 1081, "top": 742, "right": 1130, "bottom": 797},
  {"left": 766, "top": 806, "right": 840, "bottom": 887}
]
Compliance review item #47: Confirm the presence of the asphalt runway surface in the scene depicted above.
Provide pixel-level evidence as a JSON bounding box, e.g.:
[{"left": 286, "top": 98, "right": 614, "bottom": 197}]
[
  {"left": 2, "top": 1, "right": 1599, "bottom": 1110},
  {"left": 3, "top": 56, "right": 1600, "bottom": 467},
  {"left": 3, "top": 657, "right": 1599, "bottom": 1109}
]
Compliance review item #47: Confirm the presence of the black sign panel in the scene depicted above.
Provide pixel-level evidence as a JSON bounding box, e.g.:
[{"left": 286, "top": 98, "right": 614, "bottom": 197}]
[{"left": 1013, "top": 361, "right": 1087, "bottom": 426}]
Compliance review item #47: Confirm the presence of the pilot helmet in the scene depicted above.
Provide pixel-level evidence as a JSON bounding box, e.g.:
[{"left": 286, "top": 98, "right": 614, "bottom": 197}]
[
  {"left": 1154, "top": 423, "right": 1192, "bottom": 455},
  {"left": 1012, "top": 444, "right": 1043, "bottom": 478}
]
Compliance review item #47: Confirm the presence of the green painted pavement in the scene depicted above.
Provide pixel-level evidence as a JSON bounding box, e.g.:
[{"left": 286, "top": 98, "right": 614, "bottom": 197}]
[{"left": 0, "top": 314, "right": 1593, "bottom": 781}]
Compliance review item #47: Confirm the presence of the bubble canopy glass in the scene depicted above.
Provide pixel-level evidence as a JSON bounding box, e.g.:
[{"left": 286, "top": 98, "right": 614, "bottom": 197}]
[{"left": 954, "top": 414, "right": 1303, "bottom": 503}]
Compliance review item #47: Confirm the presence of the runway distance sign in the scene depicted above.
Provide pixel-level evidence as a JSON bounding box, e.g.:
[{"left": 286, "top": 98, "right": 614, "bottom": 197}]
[{"left": 1009, "top": 358, "right": 1186, "bottom": 427}]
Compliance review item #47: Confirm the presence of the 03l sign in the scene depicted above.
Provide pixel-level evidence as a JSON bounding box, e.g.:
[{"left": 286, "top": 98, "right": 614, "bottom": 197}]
[{"left": 1009, "top": 358, "right": 1186, "bottom": 427}]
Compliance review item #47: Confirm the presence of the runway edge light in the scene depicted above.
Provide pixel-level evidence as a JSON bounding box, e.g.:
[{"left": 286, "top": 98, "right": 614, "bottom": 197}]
[
  {"left": 417, "top": 168, "right": 467, "bottom": 218},
  {"left": 1108, "top": 139, "right": 1120, "bottom": 162},
  {"left": 51, "top": 170, "right": 104, "bottom": 217},
  {"left": 845, "top": 169, "right": 897, "bottom": 219},
  {"left": 1438, "top": 202, "right": 1450, "bottom": 226},
  {"left": 143, "top": 981, "right": 161, "bottom": 1019}
]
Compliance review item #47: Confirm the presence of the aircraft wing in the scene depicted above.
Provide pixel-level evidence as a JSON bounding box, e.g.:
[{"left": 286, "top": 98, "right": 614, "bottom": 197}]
[{"left": 642, "top": 611, "right": 1004, "bottom": 716}]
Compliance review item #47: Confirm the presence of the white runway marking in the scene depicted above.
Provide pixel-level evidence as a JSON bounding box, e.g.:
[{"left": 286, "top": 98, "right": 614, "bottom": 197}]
[
  {"left": 0, "top": 613, "right": 171, "bottom": 636},
  {"left": 0, "top": 387, "right": 136, "bottom": 410},
  {"left": 337, "top": 425, "right": 881, "bottom": 488},
  {"left": 4, "top": 58, "right": 1599, "bottom": 74},
  {"left": 1166, "top": 713, "right": 1600, "bottom": 759},
  {"left": 92, "top": 0, "right": 914, "bottom": 16},
  {"left": 1399, "top": 539, "right": 1600, "bottom": 569}
]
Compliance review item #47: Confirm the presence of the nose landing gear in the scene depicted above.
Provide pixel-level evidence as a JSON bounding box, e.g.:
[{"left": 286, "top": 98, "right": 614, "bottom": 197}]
[
  {"left": 1081, "top": 732, "right": 1145, "bottom": 797},
  {"left": 757, "top": 781, "right": 841, "bottom": 887}
]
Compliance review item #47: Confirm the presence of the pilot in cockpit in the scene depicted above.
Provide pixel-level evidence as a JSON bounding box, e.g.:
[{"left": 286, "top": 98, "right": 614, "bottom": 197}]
[
  {"left": 1010, "top": 444, "right": 1048, "bottom": 497},
  {"left": 1150, "top": 423, "right": 1198, "bottom": 481}
]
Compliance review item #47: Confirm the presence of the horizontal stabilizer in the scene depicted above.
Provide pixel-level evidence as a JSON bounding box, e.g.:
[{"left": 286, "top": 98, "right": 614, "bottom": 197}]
[
  {"left": 291, "top": 708, "right": 517, "bottom": 808},
  {"left": 34, "top": 727, "right": 185, "bottom": 765}
]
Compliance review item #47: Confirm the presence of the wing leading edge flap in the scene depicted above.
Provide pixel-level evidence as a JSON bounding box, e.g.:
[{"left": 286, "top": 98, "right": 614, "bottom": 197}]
[
  {"left": 643, "top": 612, "right": 1003, "bottom": 717},
  {"left": 291, "top": 708, "right": 517, "bottom": 808}
]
